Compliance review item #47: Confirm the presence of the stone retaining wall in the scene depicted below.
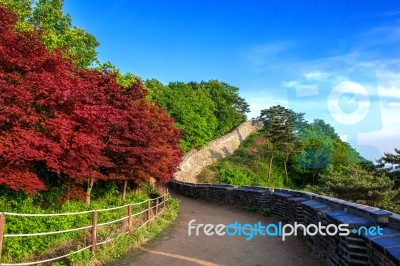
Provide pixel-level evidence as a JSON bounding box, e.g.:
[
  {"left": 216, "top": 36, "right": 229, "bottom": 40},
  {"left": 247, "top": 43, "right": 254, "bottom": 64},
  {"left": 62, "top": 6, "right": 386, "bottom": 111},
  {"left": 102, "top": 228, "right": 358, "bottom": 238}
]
[
  {"left": 173, "top": 120, "right": 262, "bottom": 183},
  {"left": 169, "top": 180, "right": 400, "bottom": 266}
]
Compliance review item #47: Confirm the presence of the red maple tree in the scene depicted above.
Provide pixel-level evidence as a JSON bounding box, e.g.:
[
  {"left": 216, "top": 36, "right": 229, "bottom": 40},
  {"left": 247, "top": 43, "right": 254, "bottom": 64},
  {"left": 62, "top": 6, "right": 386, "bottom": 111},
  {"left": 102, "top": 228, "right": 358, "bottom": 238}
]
[
  {"left": 99, "top": 77, "right": 182, "bottom": 200},
  {"left": 0, "top": 5, "right": 182, "bottom": 200}
]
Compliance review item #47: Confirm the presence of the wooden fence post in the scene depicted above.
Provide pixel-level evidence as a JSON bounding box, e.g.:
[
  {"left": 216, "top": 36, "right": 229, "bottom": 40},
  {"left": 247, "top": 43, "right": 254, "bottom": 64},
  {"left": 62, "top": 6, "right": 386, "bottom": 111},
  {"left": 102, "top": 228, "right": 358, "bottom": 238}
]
[
  {"left": 0, "top": 213, "right": 5, "bottom": 260},
  {"left": 127, "top": 204, "right": 132, "bottom": 232},
  {"left": 163, "top": 194, "right": 166, "bottom": 208},
  {"left": 91, "top": 211, "right": 97, "bottom": 253},
  {"left": 156, "top": 198, "right": 159, "bottom": 215},
  {"left": 147, "top": 200, "right": 151, "bottom": 223}
]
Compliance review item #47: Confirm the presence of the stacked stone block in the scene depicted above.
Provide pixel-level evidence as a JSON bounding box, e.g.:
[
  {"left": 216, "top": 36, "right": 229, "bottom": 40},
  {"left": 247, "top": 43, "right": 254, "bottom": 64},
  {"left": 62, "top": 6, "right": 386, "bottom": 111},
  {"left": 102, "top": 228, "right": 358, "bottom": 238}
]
[
  {"left": 169, "top": 180, "right": 400, "bottom": 266},
  {"left": 287, "top": 196, "right": 308, "bottom": 223},
  {"left": 270, "top": 192, "right": 293, "bottom": 218},
  {"left": 362, "top": 214, "right": 400, "bottom": 266}
]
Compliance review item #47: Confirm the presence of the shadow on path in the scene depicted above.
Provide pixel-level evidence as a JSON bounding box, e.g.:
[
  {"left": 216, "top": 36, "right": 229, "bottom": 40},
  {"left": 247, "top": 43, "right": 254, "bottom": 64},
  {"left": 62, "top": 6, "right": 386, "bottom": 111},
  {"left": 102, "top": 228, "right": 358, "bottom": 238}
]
[{"left": 107, "top": 193, "right": 321, "bottom": 266}]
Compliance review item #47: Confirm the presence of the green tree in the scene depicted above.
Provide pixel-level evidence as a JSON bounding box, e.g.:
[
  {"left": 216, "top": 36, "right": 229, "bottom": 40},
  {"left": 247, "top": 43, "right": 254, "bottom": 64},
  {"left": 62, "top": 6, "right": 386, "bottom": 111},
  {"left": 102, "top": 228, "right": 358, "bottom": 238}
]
[
  {"left": 309, "top": 165, "right": 400, "bottom": 212},
  {"left": 0, "top": 0, "right": 99, "bottom": 67},
  {"left": 297, "top": 121, "right": 334, "bottom": 181},
  {"left": 146, "top": 80, "right": 218, "bottom": 152},
  {"left": 146, "top": 79, "right": 249, "bottom": 152},
  {"left": 99, "top": 61, "right": 142, "bottom": 89},
  {"left": 235, "top": 96, "right": 251, "bottom": 116},
  {"left": 379, "top": 148, "right": 400, "bottom": 169},
  {"left": 332, "top": 139, "right": 364, "bottom": 168},
  {"left": 297, "top": 119, "right": 365, "bottom": 184},
  {"left": 258, "top": 105, "right": 300, "bottom": 183},
  {"left": 378, "top": 148, "right": 400, "bottom": 186},
  {"left": 197, "top": 80, "right": 248, "bottom": 135}
]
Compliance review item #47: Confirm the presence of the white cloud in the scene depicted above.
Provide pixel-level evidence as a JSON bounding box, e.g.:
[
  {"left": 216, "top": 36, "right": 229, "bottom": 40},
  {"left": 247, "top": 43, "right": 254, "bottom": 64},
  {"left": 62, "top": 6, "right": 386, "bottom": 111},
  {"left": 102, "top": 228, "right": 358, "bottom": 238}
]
[
  {"left": 358, "top": 129, "right": 400, "bottom": 160},
  {"left": 278, "top": 52, "right": 399, "bottom": 160},
  {"left": 242, "top": 42, "right": 292, "bottom": 73},
  {"left": 283, "top": 80, "right": 301, "bottom": 88},
  {"left": 295, "top": 84, "right": 319, "bottom": 97},
  {"left": 353, "top": 10, "right": 400, "bottom": 19},
  {"left": 303, "top": 71, "right": 332, "bottom": 80},
  {"left": 239, "top": 25, "right": 400, "bottom": 160},
  {"left": 388, "top": 101, "right": 400, "bottom": 108},
  {"left": 358, "top": 25, "right": 400, "bottom": 49},
  {"left": 242, "top": 91, "right": 288, "bottom": 119},
  {"left": 368, "top": 25, "right": 400, "bottom": 38}
]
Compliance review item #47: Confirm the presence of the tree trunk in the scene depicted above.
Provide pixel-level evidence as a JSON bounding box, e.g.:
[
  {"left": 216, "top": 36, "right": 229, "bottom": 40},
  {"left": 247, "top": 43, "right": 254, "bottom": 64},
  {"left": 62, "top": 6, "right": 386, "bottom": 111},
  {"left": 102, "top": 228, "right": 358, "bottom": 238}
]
[
  {"left": 86, "top": 177, "right": 94, "bottom": 206},
  {"left": 268, "top": 146, "right": 275, "bottom": 183},
  {"left": 56, "top": 172, "right": 62, "bottom": 186},
  {"left": 284, "top": 150, "right": 289, "bottom": 185},
  {"left": 66, "top": 182, "right": 71, "bottom": 203},
  {"left": 312, "top": 152, "right": 319, "bottom": 183},
  {"left": 122, "top": 180, "right": 128, "bottom": 202}
]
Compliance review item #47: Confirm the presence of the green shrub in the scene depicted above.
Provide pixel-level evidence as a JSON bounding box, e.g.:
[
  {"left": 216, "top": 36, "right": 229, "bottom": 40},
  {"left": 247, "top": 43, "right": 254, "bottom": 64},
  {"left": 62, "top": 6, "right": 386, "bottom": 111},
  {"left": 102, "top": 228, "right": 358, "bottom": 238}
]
[
  {"left": 245, "top": 205, "right": 258, "bottom": 212},
  {"left": 308, "top": 165, "right": 400, "bottom": 213},
  {"left": 0, "top": 184, "right": 157, "bottom": 263},
  {"left": 263, "top": 208, "right": 271, "bottom": 217},
  {"left": 218, "top": 163, "right": 254, "bottom": 186},
  {"left": 79, "top": 198, "right": 180, "bottom": 265}
]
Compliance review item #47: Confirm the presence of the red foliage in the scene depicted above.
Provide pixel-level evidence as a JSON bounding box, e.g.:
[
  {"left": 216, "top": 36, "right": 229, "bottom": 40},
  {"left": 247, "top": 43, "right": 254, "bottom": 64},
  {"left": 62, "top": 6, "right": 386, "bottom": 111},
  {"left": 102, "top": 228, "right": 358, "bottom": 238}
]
[
  {"left": 0, "top": 5, "right": 182, "bottom": 193},
  {"left": 92, "top": 72, "right": 183, "bottom": 184},
  {"left": 103, "top": 93, "right": 183, "bottom": 184},
  {"left": 57, "top": 185, "right": 87, "bottom": 204}
]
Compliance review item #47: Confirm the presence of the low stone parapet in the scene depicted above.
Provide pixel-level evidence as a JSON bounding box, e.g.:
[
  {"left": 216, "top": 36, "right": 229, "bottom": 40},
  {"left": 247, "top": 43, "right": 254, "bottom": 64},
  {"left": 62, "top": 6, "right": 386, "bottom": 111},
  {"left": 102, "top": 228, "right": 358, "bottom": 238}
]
[{"left": 169, "top": 180, "right": 400, "bottom": 266}]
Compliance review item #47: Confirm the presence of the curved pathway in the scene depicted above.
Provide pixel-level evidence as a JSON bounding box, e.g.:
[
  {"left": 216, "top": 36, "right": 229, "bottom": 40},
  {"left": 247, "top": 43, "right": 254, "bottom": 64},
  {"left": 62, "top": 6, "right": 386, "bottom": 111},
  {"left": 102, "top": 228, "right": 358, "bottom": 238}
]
[{"left": 109, "top": 193, "right": 321, "bottom": 266}]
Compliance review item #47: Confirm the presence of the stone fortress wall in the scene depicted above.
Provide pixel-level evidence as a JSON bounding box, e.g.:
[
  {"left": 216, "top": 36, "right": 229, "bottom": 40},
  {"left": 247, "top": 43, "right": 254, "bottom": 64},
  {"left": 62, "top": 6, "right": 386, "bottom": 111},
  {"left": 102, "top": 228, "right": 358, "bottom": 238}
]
[
  {"left": 173, "top": 120, "right": 262, "bottom": 183},
  {"left": 170, "top": 180, "right": 400, "bottom": 266},
  {"left": 171, "top": 121, "right": 400, "bottom": 266}
]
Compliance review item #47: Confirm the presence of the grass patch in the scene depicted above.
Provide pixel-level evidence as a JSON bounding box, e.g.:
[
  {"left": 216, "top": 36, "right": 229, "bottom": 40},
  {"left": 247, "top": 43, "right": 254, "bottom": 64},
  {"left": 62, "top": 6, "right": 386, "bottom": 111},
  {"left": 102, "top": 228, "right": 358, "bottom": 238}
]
[
  {"left": 0, "top": 183, "right": 178, "bottom": 265},
  {"left": 198, "top": 132, "right": 287, "bottom": 188},
  {"left": 71, "top": 198, "right": 180, "bottom": 265},
  {"left": 263, "top": 208, "right": 271, "bottom": 217},
  {"left": 244, "top": 205, "right": 258, "bottom": 213}
]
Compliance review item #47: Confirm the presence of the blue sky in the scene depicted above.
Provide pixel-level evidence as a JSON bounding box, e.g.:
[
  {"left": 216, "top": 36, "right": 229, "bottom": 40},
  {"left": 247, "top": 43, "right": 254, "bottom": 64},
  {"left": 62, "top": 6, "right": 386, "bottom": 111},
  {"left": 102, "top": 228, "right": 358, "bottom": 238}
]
[{"left": 64, "top": 0, "right": 400, "bottom": 161}]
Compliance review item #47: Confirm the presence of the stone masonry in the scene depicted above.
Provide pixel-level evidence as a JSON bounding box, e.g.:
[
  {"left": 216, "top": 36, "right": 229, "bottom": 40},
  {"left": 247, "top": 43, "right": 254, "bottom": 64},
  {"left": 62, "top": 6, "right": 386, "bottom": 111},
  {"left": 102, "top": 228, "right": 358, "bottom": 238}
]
[
  {"left": 171, "top": 121, "right": 400, "bottom": 265},
  {"left": 173, "top": 120, "right": 262, "bottom": 183},
  {"left": 170, "top": 180, "right": 400, "bottom": 266}
]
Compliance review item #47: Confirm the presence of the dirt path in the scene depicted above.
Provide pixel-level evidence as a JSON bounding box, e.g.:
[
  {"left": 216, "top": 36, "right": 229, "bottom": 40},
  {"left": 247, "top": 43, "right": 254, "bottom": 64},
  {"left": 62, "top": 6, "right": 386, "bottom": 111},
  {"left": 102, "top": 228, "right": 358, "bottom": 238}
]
[{"left": 109, "top": 193, "right": 321, "bottom": 266}]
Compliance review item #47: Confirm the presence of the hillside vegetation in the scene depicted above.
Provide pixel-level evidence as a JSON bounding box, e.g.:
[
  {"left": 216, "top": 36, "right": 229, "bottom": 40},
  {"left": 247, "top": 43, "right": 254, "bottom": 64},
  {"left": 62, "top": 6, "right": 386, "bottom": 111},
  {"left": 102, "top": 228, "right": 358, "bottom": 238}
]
[
  {"left": 0, "top": 1, "right": 249, "bottom": 200},
  {"left": 0, "top": 3, "right": 251, "bottom": 263},
  {"left": 145, "top": 79, "right": 249, "bottom": 152},
  {"left": 199, "top": 105, "right": 400, "bottom": 213}
]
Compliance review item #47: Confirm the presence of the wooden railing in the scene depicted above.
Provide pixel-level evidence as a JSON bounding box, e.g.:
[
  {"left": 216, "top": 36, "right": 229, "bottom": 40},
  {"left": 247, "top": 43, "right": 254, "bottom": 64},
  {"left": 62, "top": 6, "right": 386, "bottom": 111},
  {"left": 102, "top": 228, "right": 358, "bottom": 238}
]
[{"left": 0, "top": 192, "right": 170, "bottom": 265}]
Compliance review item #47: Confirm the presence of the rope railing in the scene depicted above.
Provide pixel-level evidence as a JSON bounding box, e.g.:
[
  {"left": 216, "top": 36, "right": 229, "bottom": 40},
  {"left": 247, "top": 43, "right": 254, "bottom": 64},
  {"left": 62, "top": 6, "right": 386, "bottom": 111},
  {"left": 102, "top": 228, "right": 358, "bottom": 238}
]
[
  {"left": 131, "top": 208, "right": 149, "bottom": 217},
  {"left": 3, "top": 199, "right": 149, "bottom": 217},
  {"left": 0, "top": 191, "right": 170, "bottom": 265},
  {"left": 96, "top": 199, "right": 148, "bottom": 213},
  {"left": 4, "top": 224, "right": 94, "bottom": 237},
  {"left": 2, "top": 210, "right": 94, "bottom": 217},
  {"left": 97, "top": 215, "right": 129, "bottom": 228},
  {"left": 0, "top": 245, "right": 94, "bottom": 266}
]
